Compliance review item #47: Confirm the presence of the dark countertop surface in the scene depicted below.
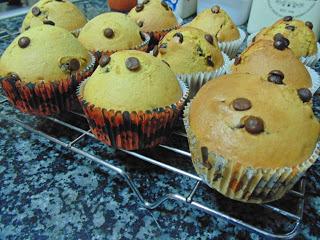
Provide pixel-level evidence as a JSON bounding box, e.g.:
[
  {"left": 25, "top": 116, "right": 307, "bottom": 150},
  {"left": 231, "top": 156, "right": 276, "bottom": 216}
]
[{"left": 0, "top": 1, "right": 320, "bottom": 239}]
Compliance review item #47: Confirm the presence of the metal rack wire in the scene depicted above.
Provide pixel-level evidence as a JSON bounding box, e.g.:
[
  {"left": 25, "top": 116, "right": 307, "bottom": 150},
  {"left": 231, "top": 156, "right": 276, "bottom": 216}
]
[{"left": 0, "top": 96, "right": 306, "bottom": 239}]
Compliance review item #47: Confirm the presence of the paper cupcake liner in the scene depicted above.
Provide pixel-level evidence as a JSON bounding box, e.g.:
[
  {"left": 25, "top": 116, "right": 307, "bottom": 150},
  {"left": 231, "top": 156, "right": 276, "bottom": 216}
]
[
  {"left": 77, "top": 80, "right": 189, "bottom": 150},
  {"left": 0, "top": 53, "right": 96, "bottom": 116},
  {"left": 177, "top": 52, "right": 230, "bottom": 99},
  {"left": 301, "top": 42, "right": 320, "bottom": 68},
  {"left": 247, "top": 32, "right": 320, "bottom": 68},
  {"left": 90, "top": 32, "right": 150, "bottom": 61},
  {"left": 307, "top": 66, "right": 320, "bottom": 94},
  {"left": 71, "top": 28, "right": 81, "bottom": 38},
  {"left": 226, "top": 60, "right": 320, "bottom": 94},
  {"left": 183, "top": 103, "right": 320, "bottom": 203},
  {"left": 218, "top": 28, "right": 247, "bottom": 59}
]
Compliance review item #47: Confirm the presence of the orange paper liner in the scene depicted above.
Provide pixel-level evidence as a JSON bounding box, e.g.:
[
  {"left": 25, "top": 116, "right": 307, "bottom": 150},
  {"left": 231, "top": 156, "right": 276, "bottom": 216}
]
[
  {"left": 0, "top": 53, "right": 96, "bottom": 116},
  {"left": 77, "top": 80, "right": 189, "bottom": 150}
]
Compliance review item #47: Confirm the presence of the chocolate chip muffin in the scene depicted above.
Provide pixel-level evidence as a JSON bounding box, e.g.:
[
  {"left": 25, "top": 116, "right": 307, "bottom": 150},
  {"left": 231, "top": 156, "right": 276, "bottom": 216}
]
[
  {"left": 254, "top": 17, "right": 317, "bottom": 58},
  {"left": 231, "top": 39, "right": 312, "bottom": 90},
  {"left": 189, "top": 5, "right": 240, "bottom": 42},
  {"left": 22, "top": 0, "right": 87, "bottom": 32},
  {"left": 78, "top": 50, "right": 188, "bottom": 150},
  {"left": 128, "top": 0, "right": 179, "bottom": 42},
  {"left": 184, "top": 73, "right": 319, "bottom": 203},
  {"left": 78, "top": 12, "right": 148, "bottom": 56},
  {"left": 0, "top": 25, "right": 94, "bottom": 116},
  {"left": 156, "top": 27, "right": 226, "bottom": 97},
  {"left": 156, "top": 27, "right": 224, "bottom": 74}
]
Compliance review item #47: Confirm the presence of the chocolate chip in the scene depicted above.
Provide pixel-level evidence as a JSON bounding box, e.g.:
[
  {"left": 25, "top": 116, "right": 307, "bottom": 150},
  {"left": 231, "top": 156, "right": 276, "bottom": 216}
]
[
  {"left": 205, "top": 34, "right": 214, "bottom": 45},
  {"left": 234, "top": 56, "right": 241, "bottom": 65},
  {"left": 173, "top": 32, "right": 183, "bottom": 43},
  {"left": 43, "top": 20, "right": 55, "bottom": 25},
  {"left": 252, "top": 36, "right": 256, "bottom": 43},
  {"left": 161, "top": 1, "right": 169, "bottom": 10},
  {"left": 68, "top": 58, "right": 80, "bottom": 71},
  {"left": 283, "top": 16, "right": 293, "bottom": 21},
  {"left": 297, "top": 88, "right": 312, "bottom": 103},
  {"left": 135, "top": 4, "right": 144, "bottom": 12},
  {"left": 206, "top": 56, "right": 214, "bottom": 67},
  {"left": 244, "top": 116, "right": 264, "bottom": 135},
  {"left": 305, "top": 21, "right": 313, "bottom": 30},
  {"left": 32, "top": 6, "right": 41, "bottom": 16},
  {"left": 201, "top": 146, "right": 208, "bottom": 161},
  {"left": 268, "top": 70, "right": 284, "bottom": 85},
  {"left": 139, "top": 31, "right": 145, "bottom": 41},
  {"left": 232, "top": 98, "right": 252, "bottom": 111},
  {"left": 99, "top": 55, "right": 111, "bottom": 67},
  {"left": 18, "top": 36, "right": 30, "bottom": 48},
  {"left": 273, "top": 38, "right": 289, "bottom": 50},
  {"left": 104, "top": 28, "right": 114, "bottom": 38},
  {"left": 24, "top": 26, "right": 30, "bottom": 31},
  {"left": 211, "top": 5, "right": 220, "bottom": 14},
  {"left": 159, "top": 43, "right": 167, "bottom": 54},
  {"left": 143, "top": 0, "right": 150, "bottom": 3},
  {"left": 273, "top": 33, "right": 284, "bottom": 41},
  {"left": 285, "top": 25, "right": 296, "bottom": 31},
  {"left": 137, "top": 21, "right": 144, "bottom": 27},
  {"left": 153, "top": 45, "right": 159, "bottom": 57},
  {"left": 126, "top": 57, "right": 140, "bottom": 71},
  {"left": 162, "top": 60, "right": 170, "bottom": 67},
  {"left": 201, "top": 146, "right": 212, "bottom": 169}
]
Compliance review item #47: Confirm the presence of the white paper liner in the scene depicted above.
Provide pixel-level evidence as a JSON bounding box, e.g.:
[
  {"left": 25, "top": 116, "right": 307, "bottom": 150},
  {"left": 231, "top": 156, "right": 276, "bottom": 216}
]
[
  {"left": 247, "top": 32, "right": 320, "bottom": 68},
  {"left": 301, "top": 42, "right": 320, "bottom": 68},
  {"left": 226, "top": 60, "right": 320, "bottom": 94},
  {"left": 218, "top": 28, "right": 247, "bottom": 59},
  {"left": 183, "top": 103, "right": 320, "bottom": 203},
  {"left": 177, "top": 52, "right": 230, "bottom": 99},
  {"left": 308, "top": 66, "right": 320, "bottom": 94}
]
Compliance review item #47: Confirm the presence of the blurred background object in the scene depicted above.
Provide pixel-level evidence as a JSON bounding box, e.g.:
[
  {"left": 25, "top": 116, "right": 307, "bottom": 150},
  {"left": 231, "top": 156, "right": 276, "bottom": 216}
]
[
  {"left": 108, "top": 0, "right": 136, "bottom": 12},
  {"left": 247, "top": 0, "right": 320, "bottom": 39}
]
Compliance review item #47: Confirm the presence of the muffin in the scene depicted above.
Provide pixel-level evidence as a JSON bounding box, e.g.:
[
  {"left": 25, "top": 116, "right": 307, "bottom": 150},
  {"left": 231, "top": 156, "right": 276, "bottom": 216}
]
[
  {"left": 254, "top": 17, "right": 318, "bottom": 60},
  {"left": 22, "top": 0, "right": 87, "bottom": 32},
  {"left": 184, "top": 73, "right": 319, "bottom": 203},
  {"left": 78, "top": 50, "right": 188, "bottom": 150},
  {"left": 231, "top": 39, "right": 314, "bottom": 91},
  {"left": 78, "top": 12, "right": 149, "bottom": 57},
  {"left": 0, "top": 25, "right": 95, "bottom": 116},
  {"left": 189, "top": 5, "right": 245, "bottom": 58},
  {"left": 156, "top": 27, "right": 227, "bottom": 97},
  {"left": 128, "top": 0, "right": 180, "bottom": 43}
]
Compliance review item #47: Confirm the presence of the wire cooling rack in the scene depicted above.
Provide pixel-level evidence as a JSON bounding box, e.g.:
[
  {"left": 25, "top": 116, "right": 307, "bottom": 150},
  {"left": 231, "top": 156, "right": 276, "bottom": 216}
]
[{"left": 0, "top": 95, "right": 307, "bottom": 239}]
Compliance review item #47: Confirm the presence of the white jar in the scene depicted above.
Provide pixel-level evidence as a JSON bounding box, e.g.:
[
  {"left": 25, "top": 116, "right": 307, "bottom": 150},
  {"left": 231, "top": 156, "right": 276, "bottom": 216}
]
[
  {"left": 197, "top": 0, "right": 253, "bottom": 25},
  {"left": 247, "top": 0, "right": 320, "bottom": 39}
]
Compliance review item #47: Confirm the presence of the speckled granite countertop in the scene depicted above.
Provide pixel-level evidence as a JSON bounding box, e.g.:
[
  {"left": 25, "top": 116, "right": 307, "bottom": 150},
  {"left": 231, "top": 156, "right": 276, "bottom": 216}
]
[{"left": 1, "top": 1, "right": 320, "bottom": 239}]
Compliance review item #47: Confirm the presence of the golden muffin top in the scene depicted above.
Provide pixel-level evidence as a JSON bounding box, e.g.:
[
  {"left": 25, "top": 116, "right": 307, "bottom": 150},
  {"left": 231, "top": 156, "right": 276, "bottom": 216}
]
[
  {"left": 0, "top": 25, "right": 90, "bottom": 83},
  {"left": 231, "top": 39, "right": 312, "bottom": 89},
  {"left": 22, "top": 0, "right": 87, "bottom": 32},
  {"left": 78, "top": 12, "right": 144, "bottom": 52},
  {"left": 156, "top": 27, "right": 224, "bottom": 74},
  {"left": 189, "top": 5, "right": 240, "bottom": 42},
  {"left": 81, "top": 50, "right": 182, "bottom": 112},
  {"left": 128, "top": 0, "right": 178, "bottom": 32},
  {"left": 255, "top": 17, "right": 317, "bottom": 58},
  {"left": 189, "top": 73, "right": 319, "bottom": 168}
]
